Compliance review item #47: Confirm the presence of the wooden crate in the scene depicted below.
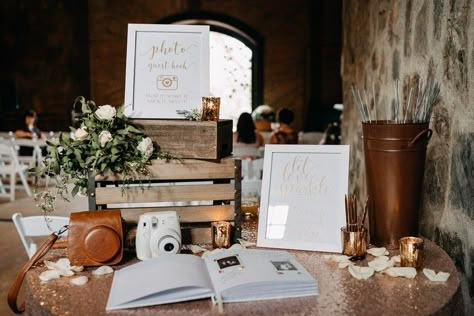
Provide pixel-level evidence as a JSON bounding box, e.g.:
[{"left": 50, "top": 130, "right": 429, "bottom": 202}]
[
  {"left": 132, "top": 119, "right": 233, "bottom": 159},
  {"left": 88, "top": 157, "right": 241, "bottom": 244}
]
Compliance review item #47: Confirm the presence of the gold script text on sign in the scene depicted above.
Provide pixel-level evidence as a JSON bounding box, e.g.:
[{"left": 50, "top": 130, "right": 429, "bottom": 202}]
[
  {"left": 143, "top": 41, "right": 197, "bottom": 58},
  {"left": 280, "top": 155, "right": 328, "bottom": 197}
]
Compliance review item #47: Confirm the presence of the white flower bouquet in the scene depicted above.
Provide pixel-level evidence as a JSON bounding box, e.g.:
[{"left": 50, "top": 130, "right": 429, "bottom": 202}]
[{"left": 34, "top": 96, "right": 172, "bottom": 214}]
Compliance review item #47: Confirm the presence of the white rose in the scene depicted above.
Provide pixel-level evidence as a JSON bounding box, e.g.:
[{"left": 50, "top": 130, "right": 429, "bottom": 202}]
[
  {"left": 74, "top": 128, "right": 88, "bottom": 141},
  {"left": 137, "top": 137, "right": 154, "bottom": 158},
  {"left": 95, "top": 105, "right": 116, "bottom": 121},
  {"left": 98, "top": 131, "right": 113, "bottom": 147}
]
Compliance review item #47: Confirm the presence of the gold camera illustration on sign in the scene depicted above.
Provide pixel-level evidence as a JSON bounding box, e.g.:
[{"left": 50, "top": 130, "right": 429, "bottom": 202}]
[{"left": 157, "top": 75, "right": 178, "bottom": 90}]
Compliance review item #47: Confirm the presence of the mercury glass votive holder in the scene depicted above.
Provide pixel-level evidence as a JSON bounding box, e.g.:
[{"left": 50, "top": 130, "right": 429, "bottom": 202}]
[
  {"left": 399, "top": 236, "right": 424, "bottom": 268},
  {"left": 211, "top": 221, "right": 232, "bottom": 249},
  {"left": 201, "top": 97, "right": 220, "bottom": 121}
]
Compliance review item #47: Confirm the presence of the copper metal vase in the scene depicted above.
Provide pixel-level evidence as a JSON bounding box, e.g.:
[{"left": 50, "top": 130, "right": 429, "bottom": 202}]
[{"left": 362, "top": 121, "right": 432, "bottom": 249}]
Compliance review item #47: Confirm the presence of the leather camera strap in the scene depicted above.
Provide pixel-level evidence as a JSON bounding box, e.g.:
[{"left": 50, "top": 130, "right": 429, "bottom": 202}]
[{"left": 7, "top": 233, "right": 59, "bottom": 314}]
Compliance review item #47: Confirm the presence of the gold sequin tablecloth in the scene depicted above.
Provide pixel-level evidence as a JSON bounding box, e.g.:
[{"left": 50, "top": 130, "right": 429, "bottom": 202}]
[{"left": 25, "top": 219, "right": 462, "bottom": 315}]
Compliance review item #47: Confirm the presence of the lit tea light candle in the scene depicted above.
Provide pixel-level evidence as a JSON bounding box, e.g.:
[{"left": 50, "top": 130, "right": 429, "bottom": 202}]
[
  {"left": 201, "top": 97, "right": 220, "bottom": 121},
  {"left": 399, "top": 236, "right": 424, "bottom": 268}
]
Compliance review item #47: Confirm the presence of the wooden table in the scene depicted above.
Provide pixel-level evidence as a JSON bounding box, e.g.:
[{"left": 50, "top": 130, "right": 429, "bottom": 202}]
[{"left": 25, "top": 219, "right": 462, "bottom": 315}]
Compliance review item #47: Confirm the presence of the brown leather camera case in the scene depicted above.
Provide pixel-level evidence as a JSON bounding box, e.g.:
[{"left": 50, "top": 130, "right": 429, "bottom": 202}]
[{"left": 68, "top": 209, "right": 123, "bottom": 266}]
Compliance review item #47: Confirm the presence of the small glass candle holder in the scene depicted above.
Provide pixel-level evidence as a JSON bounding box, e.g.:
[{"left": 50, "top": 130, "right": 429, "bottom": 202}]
[
  {"left": 241, "top": 199, "right": 259, "bottom": 218},
  {"left": 211, "top": 221, "right": 232, "bottom": 249},
  {"left": 399, "top": 236, "right": 424, "bottom": 268},
  {"left": 341, "top": 226, "right": 367, "bottom": 257},
  {"left": 201, "top": 97, "right": 220, "bottom": 121}
]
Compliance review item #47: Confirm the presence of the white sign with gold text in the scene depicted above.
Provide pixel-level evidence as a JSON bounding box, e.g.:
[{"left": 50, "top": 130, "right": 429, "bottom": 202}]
[
  {"left": 257, "top": 145, "right": 350, "bottom": 252},
  {"left": 124, "top": 24, "right": 209, "bottom": 118}
]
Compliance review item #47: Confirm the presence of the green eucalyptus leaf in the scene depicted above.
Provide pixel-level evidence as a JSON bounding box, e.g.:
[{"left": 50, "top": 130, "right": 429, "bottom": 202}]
[
  {"left": 74, "top": 149, "right": 82, "bottom": 162},
  {"left": 82, "top": 102, "right": 91, "bottom": 114},
  {"left": 71, "top": 185, "right": 79, "bottom": 197},
  {"left": 127, "top": 125, "right": 142, "bottom": 134}
]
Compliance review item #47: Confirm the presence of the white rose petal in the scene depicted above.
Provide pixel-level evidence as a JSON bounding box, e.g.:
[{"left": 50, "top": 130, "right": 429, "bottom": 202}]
[
  {"left": 70, "top": 265, "right": 84, "bottom": 272},
  {"left": 56, "top": 258, "right": 71, "bottom": 269},
  {"left": 338, "top": 261, "right": 354, "bottom": 269},
  {"left": 137, "top": 137, "right": 154, "bottom": 158},
  {"left": 348, "top": 265, "right": 375, "bottom": 280},
  {"left": 57, "top": 146, "right": 64, "bottom": 154},
  {"left": 92, "top": 266, "right": 114, "bottom": 276},
  {"left": 43, "top": 258, "right": 74, "bottom": 276},
  {"left": 99, "top": 130, "right": 113, "bottom": 147},
  {"left": 367, "top": 247, "right": 389, "bottom": 257},
  {"left": 57, "top": 269, "right": 75, "bottom": 277},
  {"left": 74, "top": 128, "right": 88, "bottom": 141},
  {"left": 189, "top": 245, "right": 208, "bottom": 254},
  {"left": 368, "top": 256, "right": 394, "bottom": 272},
  {"left": 323, "top": 254, "right": 353, "bottom": 268},
  {"left": 70, "top": 276, "right": 89, "bottom": 286},
  {"left": 95, "top": 105, "right": 116, "bottom": 121},
  {"left": 39, "top": 270, "right": 61, "bottom": 282},
  {"left": 381, "top": 267, "right": 417, "bottom": 278},
  {"left": 44, "top": 260, "right": 57, "bottom": 270},
  {"left": 423, "top": 268, "right": 450, "bottom": 282},
  {"left": 237, "top": 239, "right": 256, "bottom": 248}
]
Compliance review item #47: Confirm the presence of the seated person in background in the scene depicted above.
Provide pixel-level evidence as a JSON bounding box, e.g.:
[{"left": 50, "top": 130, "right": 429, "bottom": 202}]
[
  {"left": 233, "top": 112, "right": 264, "bottom": 158},
  {"left": 15, "top": 110, "right": 45, "bottom": 156},
  {"left": 270, "top": 108, "right": 298, "bottom": 144},
  {"left": 15, "top": 110, "right": 44, "bottom": 139}
]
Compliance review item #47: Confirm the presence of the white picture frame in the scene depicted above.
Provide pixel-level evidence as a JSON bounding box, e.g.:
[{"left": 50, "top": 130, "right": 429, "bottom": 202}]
[
  {"left": 124, "top": 24, "right": 210, "bottom": 119},
  {"left": 257, "top": 145, "right": 350, "bottom": 252}
]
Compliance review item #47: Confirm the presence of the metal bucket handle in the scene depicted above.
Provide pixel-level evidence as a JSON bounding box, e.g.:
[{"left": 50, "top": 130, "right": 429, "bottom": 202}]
[{"left": 408, "top": 128, "right": 433, "bottom": 147}]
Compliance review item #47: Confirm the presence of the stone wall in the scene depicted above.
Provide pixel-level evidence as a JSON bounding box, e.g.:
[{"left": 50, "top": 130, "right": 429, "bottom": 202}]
[
  {"left": 341, "top": 0, "right": 473, "bottom": 313},
  {"left": 87, "top": 0, "right": 312, "bottom": 131}
]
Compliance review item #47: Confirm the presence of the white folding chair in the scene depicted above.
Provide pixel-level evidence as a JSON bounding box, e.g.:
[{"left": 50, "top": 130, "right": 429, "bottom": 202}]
[
  {"left": 298, "top": 131, "right": 324, "bottom": 144},
  {"left": 11, "top": 137, "right": 45, "bottom": 168},
  {"left": 12, "top": 212, "right": 69, "bottom": 258},
  {"left": 251, "top": 158, "right": 264, "bottom": 180},
  {"left": 241, "top": 179, "right": 262, "bottom": 198},
  {"left": 240, "top": 159, "right": 254, "bottom": 179},
  {"left": 233, "top": 147, "right": 261, "bottom": 159},
  {"left": 0, "top": 143, "right": 32, "bottom": 201}
]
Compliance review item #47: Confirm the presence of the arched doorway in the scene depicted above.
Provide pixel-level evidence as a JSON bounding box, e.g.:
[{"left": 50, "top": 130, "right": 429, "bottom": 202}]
[{"left": 159, "top": 12, "right": 263, "bottom": 127}]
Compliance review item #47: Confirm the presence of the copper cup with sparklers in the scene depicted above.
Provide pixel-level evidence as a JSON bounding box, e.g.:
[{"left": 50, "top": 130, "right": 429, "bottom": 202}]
[{"left": 341, "top": 195, "right": 369, "bottom": 258}]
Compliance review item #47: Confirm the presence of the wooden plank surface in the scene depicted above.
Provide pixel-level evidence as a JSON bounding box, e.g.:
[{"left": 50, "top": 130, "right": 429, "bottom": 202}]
[
  {"left": 96, "top": 183, "right": 235, "bottom": 204},
  {"left": 120, "top": 205, "right": 235, "bottom": 223},
  {"left": 181, "top": 226, "right": 212, "bottom": 244},
  {"left": 96, "top": 157, "right": 236, "bottom": 181},
  {"left": 134, "top": 119, "right": 233, "bottom": 159}
]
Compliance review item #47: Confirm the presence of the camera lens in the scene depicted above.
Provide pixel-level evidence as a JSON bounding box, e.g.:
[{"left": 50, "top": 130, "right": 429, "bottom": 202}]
[{"left": 164, "top": 243, "right": 175, "bottom": 252}]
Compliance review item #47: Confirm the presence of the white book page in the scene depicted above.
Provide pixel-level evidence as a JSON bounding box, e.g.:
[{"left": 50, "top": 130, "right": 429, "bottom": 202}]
[
  {"left": 107, "top": 255, "right": 214, "bottom": 310},
  {"left": 203, "top": 249, "right": 316, "bottom": 299}
]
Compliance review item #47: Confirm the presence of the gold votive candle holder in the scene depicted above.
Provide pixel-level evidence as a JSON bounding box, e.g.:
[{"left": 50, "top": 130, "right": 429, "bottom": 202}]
[
  {"left": 201, "top": 97, "right": 220, "bottom": 121},
  {"left": 211, "top": 221, "right": 232, "bottom": 249},
  {"left": 399, "top": 236, "right": 424, "bottom": 268},
  {"left": 341, "top": 226, "right": 367, "bottom": 257}
]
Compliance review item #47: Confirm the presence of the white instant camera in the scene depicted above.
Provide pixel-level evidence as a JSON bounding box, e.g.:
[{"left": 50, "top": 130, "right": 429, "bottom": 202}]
[{"left": 136, "top": 211, "right": 181, "bottom": 260}]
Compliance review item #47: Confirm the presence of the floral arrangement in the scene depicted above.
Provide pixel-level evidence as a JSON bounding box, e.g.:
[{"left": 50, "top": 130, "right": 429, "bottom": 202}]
[{"left": 34, "top": 96, "right": 171, "bottom": 214}]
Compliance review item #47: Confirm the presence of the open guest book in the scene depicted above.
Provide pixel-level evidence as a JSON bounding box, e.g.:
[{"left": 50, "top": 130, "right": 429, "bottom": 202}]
[{"left": 106, "top": 249, "right": 319, "bottom": 310}]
